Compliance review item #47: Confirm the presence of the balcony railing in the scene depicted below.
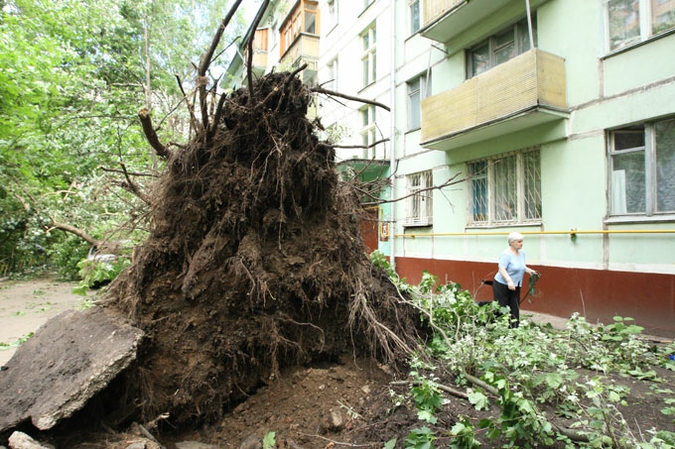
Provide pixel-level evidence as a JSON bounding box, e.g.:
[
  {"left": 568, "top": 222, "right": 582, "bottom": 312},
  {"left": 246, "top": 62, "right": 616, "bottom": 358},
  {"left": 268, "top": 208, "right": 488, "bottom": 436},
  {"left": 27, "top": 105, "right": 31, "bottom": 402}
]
[
  {"left": 424, "top": 0, "right": 466, "bottom": 26},
  {"left": 280, "top": 33, "right": 320, "bottom": 70},
  {"left": 421, "top": 49, "right": 568, "bottom": 151}
]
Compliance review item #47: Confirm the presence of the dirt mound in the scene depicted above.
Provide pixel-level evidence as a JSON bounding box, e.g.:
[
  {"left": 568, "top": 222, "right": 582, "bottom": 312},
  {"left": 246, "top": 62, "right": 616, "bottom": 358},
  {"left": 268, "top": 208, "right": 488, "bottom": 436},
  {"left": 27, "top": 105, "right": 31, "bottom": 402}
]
[{"left": 103, "top": 72, "right": 423, "bottom": 427}]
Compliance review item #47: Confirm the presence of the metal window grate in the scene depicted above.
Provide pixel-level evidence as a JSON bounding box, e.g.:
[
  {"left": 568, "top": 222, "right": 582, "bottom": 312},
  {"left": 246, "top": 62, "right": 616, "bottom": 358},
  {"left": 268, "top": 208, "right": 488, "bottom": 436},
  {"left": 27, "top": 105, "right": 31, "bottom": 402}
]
[
  {"left": 467, "top": 148, "right": 541, "bottom": 225},
  {"left": 522, "top": 150, "right": 542, "bottom": 220}
]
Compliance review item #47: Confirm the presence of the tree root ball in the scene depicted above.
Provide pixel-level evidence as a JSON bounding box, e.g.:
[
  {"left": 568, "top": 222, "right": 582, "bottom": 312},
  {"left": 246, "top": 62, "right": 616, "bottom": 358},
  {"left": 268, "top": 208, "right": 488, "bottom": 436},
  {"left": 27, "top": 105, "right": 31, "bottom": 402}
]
[{"left": 104, "top": 72, "right": 423, "bottom": 426}]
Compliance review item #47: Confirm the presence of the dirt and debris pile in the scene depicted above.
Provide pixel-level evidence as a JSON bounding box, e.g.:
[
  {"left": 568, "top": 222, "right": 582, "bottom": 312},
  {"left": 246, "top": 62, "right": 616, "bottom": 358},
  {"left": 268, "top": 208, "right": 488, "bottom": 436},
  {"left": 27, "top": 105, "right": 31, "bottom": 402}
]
[{"left": 105, "top": 72, "right": 422, "bottom": 427}]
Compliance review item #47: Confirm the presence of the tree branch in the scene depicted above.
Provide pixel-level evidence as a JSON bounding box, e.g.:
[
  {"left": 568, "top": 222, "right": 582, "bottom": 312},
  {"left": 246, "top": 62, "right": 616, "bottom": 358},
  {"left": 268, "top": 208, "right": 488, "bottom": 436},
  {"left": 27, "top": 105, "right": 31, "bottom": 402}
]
[
  {"left": 138, "top": 108, "right": 172, "bottom": 160},
  {"left": 334, "top": 138, "right": 390, "bottom": 149},
  {"left": 117, "top": 163, "right": 151, "bottom": 205},
  {"left": 198, "top": 0, "right": 244, "bottom": 128},
  {"left": 246, "top": 0, "right": 270, "bottom": 104},
  {"left": 311, "top": 86, "right": 391, "bottom": 112},
  {"left": 46, "top": 220, "right": 101, "bottom": 248}
]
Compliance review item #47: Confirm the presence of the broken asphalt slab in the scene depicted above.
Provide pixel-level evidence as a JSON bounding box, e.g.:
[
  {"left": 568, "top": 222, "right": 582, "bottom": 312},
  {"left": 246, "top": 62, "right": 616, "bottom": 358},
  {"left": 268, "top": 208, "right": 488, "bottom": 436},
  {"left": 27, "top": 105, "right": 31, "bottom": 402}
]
[{"left": 0, "top": 306, "right": 143, "bottom": 432}]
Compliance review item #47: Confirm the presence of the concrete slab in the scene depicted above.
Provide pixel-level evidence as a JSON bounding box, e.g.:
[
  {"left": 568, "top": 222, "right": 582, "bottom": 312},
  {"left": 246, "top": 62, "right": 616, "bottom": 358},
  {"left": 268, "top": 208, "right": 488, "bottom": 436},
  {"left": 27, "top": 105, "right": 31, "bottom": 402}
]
[{"left": 0, "top": 306, "right": 143, "bottom": 432}]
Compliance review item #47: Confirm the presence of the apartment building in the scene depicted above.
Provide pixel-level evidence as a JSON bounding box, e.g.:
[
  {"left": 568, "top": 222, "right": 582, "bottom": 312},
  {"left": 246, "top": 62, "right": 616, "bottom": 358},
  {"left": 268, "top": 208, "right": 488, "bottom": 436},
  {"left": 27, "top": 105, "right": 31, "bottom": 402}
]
[{"left": 228, "top": 0, "right": 675, "bottom": 337}]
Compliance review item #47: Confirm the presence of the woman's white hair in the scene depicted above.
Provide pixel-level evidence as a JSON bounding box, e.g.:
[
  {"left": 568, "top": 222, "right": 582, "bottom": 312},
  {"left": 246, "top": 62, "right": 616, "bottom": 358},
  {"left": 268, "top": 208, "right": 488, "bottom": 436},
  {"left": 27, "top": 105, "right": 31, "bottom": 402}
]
[{"left": 508, "top": 232, "right": 524, "bottom": 245}]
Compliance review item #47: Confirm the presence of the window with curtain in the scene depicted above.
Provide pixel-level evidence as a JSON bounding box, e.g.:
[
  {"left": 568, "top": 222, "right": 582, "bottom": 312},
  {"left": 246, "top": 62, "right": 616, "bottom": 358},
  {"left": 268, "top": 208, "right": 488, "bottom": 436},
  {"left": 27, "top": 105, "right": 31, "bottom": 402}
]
[
  {"left": 607, "top": 0, "right": 675, "bottom": 51},
  {"left": 609, "top": 118, "right": 675, "bottom": 215}
]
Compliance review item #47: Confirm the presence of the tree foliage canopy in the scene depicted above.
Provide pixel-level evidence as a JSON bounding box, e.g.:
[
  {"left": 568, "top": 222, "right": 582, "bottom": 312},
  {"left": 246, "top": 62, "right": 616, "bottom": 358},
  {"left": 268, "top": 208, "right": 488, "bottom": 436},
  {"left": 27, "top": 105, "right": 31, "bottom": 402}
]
[{"left": 0, "top": 0, "right": 248, "bottom": 276}]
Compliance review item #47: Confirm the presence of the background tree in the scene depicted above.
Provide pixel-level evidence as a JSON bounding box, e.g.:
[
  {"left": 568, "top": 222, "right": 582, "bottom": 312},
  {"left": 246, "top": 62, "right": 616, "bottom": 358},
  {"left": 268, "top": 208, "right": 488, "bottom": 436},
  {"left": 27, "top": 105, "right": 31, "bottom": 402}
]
[{"left": 0, "top": 0, "right": 248, "bottom": 278}]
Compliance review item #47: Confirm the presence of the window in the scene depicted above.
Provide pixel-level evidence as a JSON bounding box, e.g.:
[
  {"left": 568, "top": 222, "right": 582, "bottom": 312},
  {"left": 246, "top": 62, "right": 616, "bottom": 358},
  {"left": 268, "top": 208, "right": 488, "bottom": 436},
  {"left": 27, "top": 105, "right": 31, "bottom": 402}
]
[
  {"left": 326, "top": 0, "right": 338, "bottom": 30},
  {"left": 468, "top": 149, "right": 542, "bottom": 225},
  {"left": 280, "top": 0, "right": 320, "bottom": 56},
  {"left": 609, "top": 118, "right": 675, "bottom": 215},
  {"left": 410, "top": 0, "right": 421, "bottom": 34},
  {"left": 607, "top": 0, "right": 675, "bottom": 51},
  {"left": 326, "top": 58, "right": 338, "bottom": 91},
  {"left": 361, "top": 24, "right": 377, "bottom": 87},
  {"left": 407, "top": 73, "right": 431, "bottom": 130},
  {"left": 360, "top": 105, "right": 378, "bottom": 159},
  {"left": 405, "top": 171, "right": 433, "bottom": 226},
  {"left": 467, "top": 17, "right": 536, "bottom": 78},
  {"left": 364, "top": 0, "right": 375, "bottom": 9}
]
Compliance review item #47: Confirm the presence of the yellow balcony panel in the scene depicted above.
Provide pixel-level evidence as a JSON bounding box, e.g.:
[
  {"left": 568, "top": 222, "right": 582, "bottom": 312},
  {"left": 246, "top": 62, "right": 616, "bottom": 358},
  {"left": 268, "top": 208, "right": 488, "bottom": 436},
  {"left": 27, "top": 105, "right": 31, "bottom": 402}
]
[
  {"left": 421, "top": 49, "right": 568, "bottom": 151},
  {"left": 422, "top": 0, "right": 551, "bottom": 43},
  {"left": 280, "top": 33, "right": 320, "bottom": 68},
  {"left": 252, "top": 51, "right": 268, "bottom": 72}
]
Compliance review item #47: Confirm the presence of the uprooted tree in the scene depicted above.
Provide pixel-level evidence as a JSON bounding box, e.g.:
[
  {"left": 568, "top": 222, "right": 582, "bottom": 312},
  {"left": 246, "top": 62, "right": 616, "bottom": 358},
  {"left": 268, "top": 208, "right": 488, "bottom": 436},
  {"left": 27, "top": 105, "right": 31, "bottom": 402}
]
[{"left": 96, "top": 1, "right": 425, "bottom": 426}]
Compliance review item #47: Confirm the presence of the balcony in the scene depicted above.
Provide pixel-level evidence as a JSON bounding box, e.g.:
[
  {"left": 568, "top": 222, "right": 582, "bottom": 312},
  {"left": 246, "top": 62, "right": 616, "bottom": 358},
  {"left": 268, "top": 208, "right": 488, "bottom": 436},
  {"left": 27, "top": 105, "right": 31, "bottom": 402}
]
[
  {"left": 280, "top": 33, "right": 320, "bottom": 70},
  {"left": 421, "top": 49, "right": 568, "bottom": 151},
  {"left": 422, "top": 0, "right": 551, "bottom": 43}
]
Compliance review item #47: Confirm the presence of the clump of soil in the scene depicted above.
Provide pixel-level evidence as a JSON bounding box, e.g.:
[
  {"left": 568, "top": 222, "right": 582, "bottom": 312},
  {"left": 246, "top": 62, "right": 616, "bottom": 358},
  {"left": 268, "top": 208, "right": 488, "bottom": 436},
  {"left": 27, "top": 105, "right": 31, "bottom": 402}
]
[{"left": 104, "top": 72, "right": 423, "bottom": 428}]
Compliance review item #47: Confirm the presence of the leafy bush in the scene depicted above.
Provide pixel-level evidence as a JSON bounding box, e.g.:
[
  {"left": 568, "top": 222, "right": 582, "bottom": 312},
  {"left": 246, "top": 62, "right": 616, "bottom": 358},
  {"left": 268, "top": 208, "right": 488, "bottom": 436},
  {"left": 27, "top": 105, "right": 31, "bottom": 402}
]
[
  {"left": 371, "top": 253, "right": 671, "bottom": 448},
  {"left": 72, "top": 255, "right": 130, "bottom": 295},
  {"left": 49, "top": 235, "right": 90, "bottom": 281}
]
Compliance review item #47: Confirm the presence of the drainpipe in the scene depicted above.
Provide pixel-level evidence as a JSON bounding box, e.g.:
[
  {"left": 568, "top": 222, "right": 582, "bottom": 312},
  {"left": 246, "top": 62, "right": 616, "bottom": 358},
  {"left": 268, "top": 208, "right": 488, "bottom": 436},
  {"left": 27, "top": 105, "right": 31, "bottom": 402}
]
[{"left": 389, "top": 0, "right": 397, "bottom": 270}]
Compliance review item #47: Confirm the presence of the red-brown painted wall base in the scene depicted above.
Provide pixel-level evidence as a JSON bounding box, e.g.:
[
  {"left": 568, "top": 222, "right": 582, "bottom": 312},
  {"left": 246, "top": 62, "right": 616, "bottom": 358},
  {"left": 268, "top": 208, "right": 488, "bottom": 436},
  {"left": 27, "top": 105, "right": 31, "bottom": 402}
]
[{"left": 395, "top": 257, "right": 675, "bottom": 338}]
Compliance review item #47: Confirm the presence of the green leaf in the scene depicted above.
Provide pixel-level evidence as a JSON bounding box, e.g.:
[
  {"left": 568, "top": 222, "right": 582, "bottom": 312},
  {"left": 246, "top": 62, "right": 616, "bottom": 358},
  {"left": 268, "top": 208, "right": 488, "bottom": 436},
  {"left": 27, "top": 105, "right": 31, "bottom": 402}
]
[
  {"left": 262, "top": 431, "right": 276, "bottom": 449},
  {"left": 468, "top": 391, "right": 490, "bottom": 410},
  {"left": 384, "top": 438, "right": 397, "bottom": 449}
]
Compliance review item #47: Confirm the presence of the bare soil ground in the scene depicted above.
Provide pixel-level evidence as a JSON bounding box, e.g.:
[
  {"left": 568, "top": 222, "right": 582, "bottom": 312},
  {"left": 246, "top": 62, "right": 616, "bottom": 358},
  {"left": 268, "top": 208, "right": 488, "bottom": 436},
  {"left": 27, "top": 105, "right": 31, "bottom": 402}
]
[
  {"left": 1, "top": 279, "right": 674, "bottom": 448},
  {"left": 0, "top": 276, "right": 81, "bottom": 366}
]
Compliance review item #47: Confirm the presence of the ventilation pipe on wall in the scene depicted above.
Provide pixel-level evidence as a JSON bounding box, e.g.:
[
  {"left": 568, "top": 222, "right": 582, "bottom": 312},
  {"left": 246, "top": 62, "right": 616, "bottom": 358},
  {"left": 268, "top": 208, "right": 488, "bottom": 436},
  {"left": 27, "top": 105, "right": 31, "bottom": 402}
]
[{"left": 389, "top": 0, "right": 397, "bottom": 270}]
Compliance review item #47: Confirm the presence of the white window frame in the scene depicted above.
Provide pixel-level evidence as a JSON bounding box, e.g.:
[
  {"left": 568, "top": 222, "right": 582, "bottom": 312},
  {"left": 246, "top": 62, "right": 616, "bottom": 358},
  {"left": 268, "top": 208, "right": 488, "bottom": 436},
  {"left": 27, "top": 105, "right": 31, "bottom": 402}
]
[
  {"left": 361, "top": 24, "right": 377, "bottom": 87},
  {"left": 467, "top": 149, "right": 542, "bottom": 226},
  {"left": 405, "top": 170, "right": 433, "bottom": 227},
  {"left": 360, "top": 105, "right": 378, "bottom": 159},
  {"left": 326, "top": 57, "right": 338, "bottom": 91},
  {"left": 605, "top": 0, "right": 675, "bottom": 52},
  {"left": 326, "top": 0, "right": 338, "bottom": 30},
  {"left": 410, "top": 0, "right": 421, "bottom": 35},
  {"left": 407, "top": 72, "right": 431, "bottom": 131},
  {"left": 608, "top": 118, "right": 675, "bottom": 217}
]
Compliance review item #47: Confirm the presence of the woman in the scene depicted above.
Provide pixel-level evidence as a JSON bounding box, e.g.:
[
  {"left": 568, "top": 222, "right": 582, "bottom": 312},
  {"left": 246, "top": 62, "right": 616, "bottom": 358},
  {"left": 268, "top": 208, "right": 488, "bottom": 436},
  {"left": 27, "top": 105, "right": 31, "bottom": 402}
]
[{"left": 493, "top": 232, "right": 538, "bottom": 328}]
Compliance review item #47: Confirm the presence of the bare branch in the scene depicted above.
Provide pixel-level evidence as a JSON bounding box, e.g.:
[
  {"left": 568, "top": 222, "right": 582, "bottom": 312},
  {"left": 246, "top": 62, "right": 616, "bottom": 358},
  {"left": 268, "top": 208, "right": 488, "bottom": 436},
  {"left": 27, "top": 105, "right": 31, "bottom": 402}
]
[
  {"left": 174, "top": 75, "right": 201, "bottom": 135},
  {"left": 246, "top": 0, "right": 271, "bottom": 103},
  {"left": 99, "top": 166, "right": 157, "bottom": 178},
  {"left": 46, "top": 220, "right": 102, "bottom": 248},
  {"left": 198, "top": 0, "right": 244, "bottom": 127},
  {"left": 118, "top": 163, "right": 151, "bottom": 205},
  {"left": 383, "top": 171, "right": 466, "bottom": 205},
  {"left": 138, "top": 108, "right": 172, "bottom": 160},
  {"left": 312, "top": 86, "right": 391, "bottom": 112},
  {"left": 334, "top": 138, "right": 389, "bottom": 149},
  {"left": 198, "top": 0, "right": 244, "bottom": 77}
]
